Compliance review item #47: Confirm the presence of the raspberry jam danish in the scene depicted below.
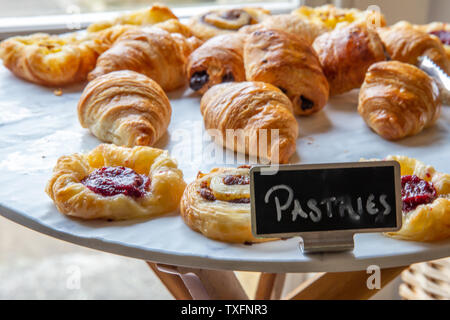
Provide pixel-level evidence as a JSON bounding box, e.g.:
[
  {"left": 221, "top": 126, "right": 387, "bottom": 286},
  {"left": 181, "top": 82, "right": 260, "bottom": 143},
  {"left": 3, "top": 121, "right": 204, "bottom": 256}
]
[{"left": 46, "top": 144, "right": 186, "bottom": 220}]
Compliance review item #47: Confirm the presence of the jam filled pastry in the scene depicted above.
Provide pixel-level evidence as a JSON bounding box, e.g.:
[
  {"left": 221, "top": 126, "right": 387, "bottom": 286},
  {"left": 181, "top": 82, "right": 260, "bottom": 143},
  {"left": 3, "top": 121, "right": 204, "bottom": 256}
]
[
  {"left": 382, "top": 156, "right": 449, "bottom": 242},
  {"left": 180, "top": 167, "right": 272, "bottom": 243},
  {"left": 358, "top": 61, "right": 441, "bottom": 140},
  {"left": 378, "top": 21, "right": 450, "bottom": 75},
  {"left": 313, "top": 24, "right": 386, "bottom": 95},
  {"left": 244, "top": 29, "right": 329, "bottom": 116},
  {"left": 187, "top": 33, "right": 247, "bottom": 95},
  {"left": 187, "top": 7, "right": 269, "bottom": 41},
  {"left": 0, "top": 33, "right": 98, "bottom": 86},
  {"left": 88, "top": 26, "right": 202, "bottom": 91},
  {"left": 201, "top": 81, "right": 298, "bottom": 164},
  {"left": 78, "top": 70, "right": 171, "bottom": 148},
  {"left": 414, "top": 22, "right": 450, "bottom": 60},
  {"left": 46, "top": 144, "right": 186, "bottom": 220}
]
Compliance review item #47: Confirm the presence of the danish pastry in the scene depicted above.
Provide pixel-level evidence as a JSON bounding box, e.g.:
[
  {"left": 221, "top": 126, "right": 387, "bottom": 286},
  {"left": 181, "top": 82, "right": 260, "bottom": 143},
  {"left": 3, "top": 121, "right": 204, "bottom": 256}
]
[
  {"left": 414, "top": 22, "right": 450, "bottom": 60},
  {"left": 0, "top": 32, "right": 98, "bottom": 86},
  {"left": 88, "top": 27, "right": 202, "bottom": 91},
  {"left": 78, "top": 70, "right": 171, "bottom": 147},
  {"left": 46, "top": 144, "right": 186, "bottom": 220},
  {"left": 244, "top": 29, "right": 329, "bottom": 116},
  {"left": 200, "top": 81, "right": 298, "bottom": 164},
  {"left": 382, "top": 156, "right": 449, "bottom": 242},
  {"left": 378, "top": 21, "right": 450, "bottom": 74},
  {"left": 313, "top": 24, "right": 386, "bottom": 95},
  {"left": 358, "top": 61, "right": 441, "bottom": 140},
  {"left": 187, "top": 33, "right": 247, "bottom": 94},
  {"left": 180, "top": 167, "right": 272, "bottom": 243},
  {"left": 187, "top": 7, "right": 269, "bottom": 40}
]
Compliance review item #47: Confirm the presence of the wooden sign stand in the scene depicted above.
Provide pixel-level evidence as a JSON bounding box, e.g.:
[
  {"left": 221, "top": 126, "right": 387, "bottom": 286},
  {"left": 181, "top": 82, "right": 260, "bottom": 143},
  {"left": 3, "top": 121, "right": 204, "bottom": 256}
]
[{"left": 300, "top": 233, "right": 355, "bottom": 253}]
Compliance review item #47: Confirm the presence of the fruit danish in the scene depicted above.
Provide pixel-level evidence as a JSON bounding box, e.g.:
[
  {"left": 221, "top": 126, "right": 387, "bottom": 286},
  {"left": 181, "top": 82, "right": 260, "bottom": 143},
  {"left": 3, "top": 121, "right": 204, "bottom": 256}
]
[
  {"left": 200, "top": 81, "right": 298, "bottom": 164},
  {"left": 358, "top": 61, "right": 441, "bottom": 140},
  {"left": 78, "top": 70, "right": 171, "bottom": 148},
  {"left": 180, "top": 167, "right": 271, "bottom": 243},
  {"left": 46, "top": 144, "right": 186, "bottom": 220}
]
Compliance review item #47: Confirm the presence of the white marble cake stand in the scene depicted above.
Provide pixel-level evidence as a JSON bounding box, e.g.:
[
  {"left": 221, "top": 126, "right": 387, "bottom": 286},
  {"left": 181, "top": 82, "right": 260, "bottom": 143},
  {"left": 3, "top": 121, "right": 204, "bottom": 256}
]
[{"left": 0, "top": 66, "right": 449, "bottom": 299}]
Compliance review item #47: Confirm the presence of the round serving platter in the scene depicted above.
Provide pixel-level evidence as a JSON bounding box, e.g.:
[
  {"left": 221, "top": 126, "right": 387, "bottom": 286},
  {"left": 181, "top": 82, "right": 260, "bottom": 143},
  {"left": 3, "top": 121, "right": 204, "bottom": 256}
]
[{"left": 0, "top": 66, "right": 449, "bottom": 273}]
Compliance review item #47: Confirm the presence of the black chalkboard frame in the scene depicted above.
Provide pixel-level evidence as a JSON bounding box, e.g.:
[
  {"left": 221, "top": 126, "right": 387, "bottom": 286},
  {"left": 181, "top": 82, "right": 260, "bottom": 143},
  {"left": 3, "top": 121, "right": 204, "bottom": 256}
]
[{"left": 249, "top": 161, "right": 403, "bottom": 242}]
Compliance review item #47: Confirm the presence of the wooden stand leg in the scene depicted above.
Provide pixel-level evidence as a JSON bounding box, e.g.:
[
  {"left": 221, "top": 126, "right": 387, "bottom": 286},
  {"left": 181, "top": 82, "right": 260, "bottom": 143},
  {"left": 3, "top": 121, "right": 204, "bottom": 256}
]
[
  {"left": 284, "top": 266, "right": 407, "bottom": 300},
  {"left": 255, "top": 273, "right": 286, "bottom": 300},
  {"left": 147, "top": 262, "right": 192, "bottom": 300}
]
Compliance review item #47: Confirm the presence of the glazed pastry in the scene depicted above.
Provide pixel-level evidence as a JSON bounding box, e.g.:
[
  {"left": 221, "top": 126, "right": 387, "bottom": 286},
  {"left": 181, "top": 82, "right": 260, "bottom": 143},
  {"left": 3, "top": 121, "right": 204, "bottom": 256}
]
[
  {"left": 180, "top": 167, "right": 272, "bottom": 243},
  {"left": 313, "top": 24, "right": 386, "bottom": 95},
  {"left": 78, "top": 70, "right": 171, "bottom": 147},
  {"left": 87, "top": 4, "right": 177, "bottom": 32},
  {"left": 46, "top": 144, "right": 186, "bottom": 220},
  {"left": 0, "top": 32, "right": 98, "bottom": 86},
  {"left": 200, "top": 81, "right": 298, "bottom": 164},
  {"left": 358, "top": 61, "right": 441, "bottom": 140},
  {"left": 378, "top": 21, "right": 450, "bottom": 74},
  {"left": 187, "top": 7, "right": 269, "bottom": 40},
  {"left": 380, "top": 156, "right": 448, "bottom": 242},
  {"left": 414, "top": 22, "right": 450, "bottom": 60},
  {"left": 292, "top": 4, "right": 386, "bottom": 31},
  {"left": 239, "top": 14, "right": 326, "bottom": 45},
  {"left": 244, "top": 29, "right": 329, "bottom": 116},
  {"left": 88, "top": 27, "right": 202, "bottom": 91},
  {"left": 187, "top": 33, "right": 247, "bottom": 94}
]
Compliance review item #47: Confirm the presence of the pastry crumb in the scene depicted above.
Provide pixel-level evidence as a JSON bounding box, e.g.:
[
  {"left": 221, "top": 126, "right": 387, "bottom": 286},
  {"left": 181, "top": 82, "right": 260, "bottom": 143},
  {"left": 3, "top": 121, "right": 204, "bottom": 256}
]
[{"left": 53, "top": 88, "right": 63, "bottom": 96}]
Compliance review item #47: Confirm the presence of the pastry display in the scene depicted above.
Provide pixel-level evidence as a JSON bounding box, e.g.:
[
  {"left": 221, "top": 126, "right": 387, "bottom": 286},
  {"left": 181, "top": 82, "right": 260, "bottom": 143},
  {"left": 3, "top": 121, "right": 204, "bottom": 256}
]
[
  {"left": 313, "top": 24, "right": 386, "bottom": 95},
  {"left": 200, "top": 81, "right": 298, "bottom": 164},
  {"left": 187, "top": 33, "right": 247, "bottom": 94},
  {"left": 187, "top": 7, "right": 269, "bottom": 40},
  {"left": 180, "top": 167, "right": 272, "bottom": 243},
  {"left": 45, "top": 144, "right": 186, "bottom": 220},
  {"left": 78, "top": 70, "right": 171, "bottom": 147},
  {"left": 358, "top": 61, "right": 441, "bottom": 140},
  {"left": 292, "top": 4, "right": 386, "bottom": 31},
  {"left": 244, "top": 29, "right": 329, "bottom": 116},
  {"left": 378, "top": 21, "right": 450, "bottom": 74},
  {"left": 88, "top": 26, "right": 202, "bottom": 91},
  {"left": 414, "top": 22, "right": 450, "bottom": 60}
]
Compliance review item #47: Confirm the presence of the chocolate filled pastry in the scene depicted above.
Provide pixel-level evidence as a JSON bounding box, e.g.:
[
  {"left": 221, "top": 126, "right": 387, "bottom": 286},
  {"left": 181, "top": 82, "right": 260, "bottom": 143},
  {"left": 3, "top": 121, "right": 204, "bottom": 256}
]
[
  {"left": 187, "top": 33, "right": 247, "bottom": 94},
  {"left": 358, "top": 61, "right": 441, "bottom": 140},
  {"left": 46, "top": 144, "right": 186, "bottom": 220},
  {"left": 200, "top": 81, "right": 298, "bottom": 164},
  {"left": 78, "top": 70, "right": 171, "bottom": 147},
  {"left": 180, "top": 167, "right": 274, "bottom": 243},
  {"left": 88, "top": 27, "right": 202, "bottom": 91},
  {"left": 244, "top": 29, "right": 329, "bottom": 116},
  {"left": 187, "top": 7, "right": 269, "bottom": 40},
  {"left": 378, "top": 21, "right": 450, "bottom": 74},
  {"left": 313, "top": 24, "right": 386, "bottom": 95}
]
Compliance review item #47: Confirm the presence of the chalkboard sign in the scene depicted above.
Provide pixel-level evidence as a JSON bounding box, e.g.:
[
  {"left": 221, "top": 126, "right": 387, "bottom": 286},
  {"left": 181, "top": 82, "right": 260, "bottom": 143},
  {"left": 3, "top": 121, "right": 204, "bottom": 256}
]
[{"left": 250, "top": 161, "right": 402, "bottom": 249}]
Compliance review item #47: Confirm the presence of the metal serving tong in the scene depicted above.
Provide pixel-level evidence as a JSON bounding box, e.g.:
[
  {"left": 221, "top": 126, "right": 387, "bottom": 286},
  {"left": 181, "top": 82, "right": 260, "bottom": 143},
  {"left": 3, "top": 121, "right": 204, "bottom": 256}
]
[{"left": 417, "top": 56, "right": 450, "bottom": 105}]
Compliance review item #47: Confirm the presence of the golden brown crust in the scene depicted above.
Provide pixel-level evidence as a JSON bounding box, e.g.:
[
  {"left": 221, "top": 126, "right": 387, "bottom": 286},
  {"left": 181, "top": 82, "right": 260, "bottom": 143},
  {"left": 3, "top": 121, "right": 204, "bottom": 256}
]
[
  {"left": 378, "top": 21, "right": 450, "bottom": 74},
  {"left": 413, "top": 22, "right": 450, "bottom": 61},
  {"left": 46, "top": 144, "right": 186, "bottom": 220},
  {"left": 358, "top": 61, "right": 441, "bottom": 140},
  {"left": 187, "top": 7, "right": 269, "bottom": 40},
  {"left": 180, "top": 167, "right": 273, "bottom": 243},
  {"left": 88, "top": 27, "right": 201, "bottom": 91},
  {"left": 78, "top": 70, "right": 171, "bottom": 147},
  {"left": 244, "top": 29, "right": 329, "bottom": 116},
  {"left": 187, "top": 33, "right": 247, "bottom": 95},
  {"left": 200, "top": 81, "right": 298, "bottom": 164},
  {"left": 313, "top": 24, "right": 386, "bottom": 95},
  {"left": 0, "top": 33, "right": 98, "bottom": 86}
]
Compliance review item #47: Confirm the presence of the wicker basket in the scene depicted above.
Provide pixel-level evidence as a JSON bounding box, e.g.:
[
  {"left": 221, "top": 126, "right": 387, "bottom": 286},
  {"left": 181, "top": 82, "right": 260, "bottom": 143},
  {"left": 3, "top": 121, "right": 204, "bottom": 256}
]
[{"left": 399, "top": 258, "right": 450, "bottom": 300}]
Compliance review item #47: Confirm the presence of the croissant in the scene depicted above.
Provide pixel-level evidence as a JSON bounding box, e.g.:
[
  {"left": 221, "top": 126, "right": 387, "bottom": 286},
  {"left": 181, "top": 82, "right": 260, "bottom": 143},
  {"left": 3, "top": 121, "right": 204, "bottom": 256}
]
[
  {"left": 413, "top": 22, "right": 450, "bottom": 61},
  {"left": 244, "top": 29, "right": 329, "bottom": 116},
  {"left": 0, "top": 32, "right": 98, "bottom": 86},
  {"left": 378, "top": 21, "right": 450, "bottom": 75},
  {"left": 187, "top": 7, "right": 269, "bottom": 40},
  {"left": 88, "top": 27, "right": 202, "bottom": 91},
  {"left": 78, "top": 70, "right": 171, "bottom": 147},
  {"left": 358, "top": 61, "right": 441, "bottom": 140},
  {"left": 313, "top": 24, "right": 386, "bottom": 95},
  {"left": 187, "top": 33, "right": 247, "bottom": 94},
  {"left": 200, "top": 81, "right": 298, "bottom": 164}
]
